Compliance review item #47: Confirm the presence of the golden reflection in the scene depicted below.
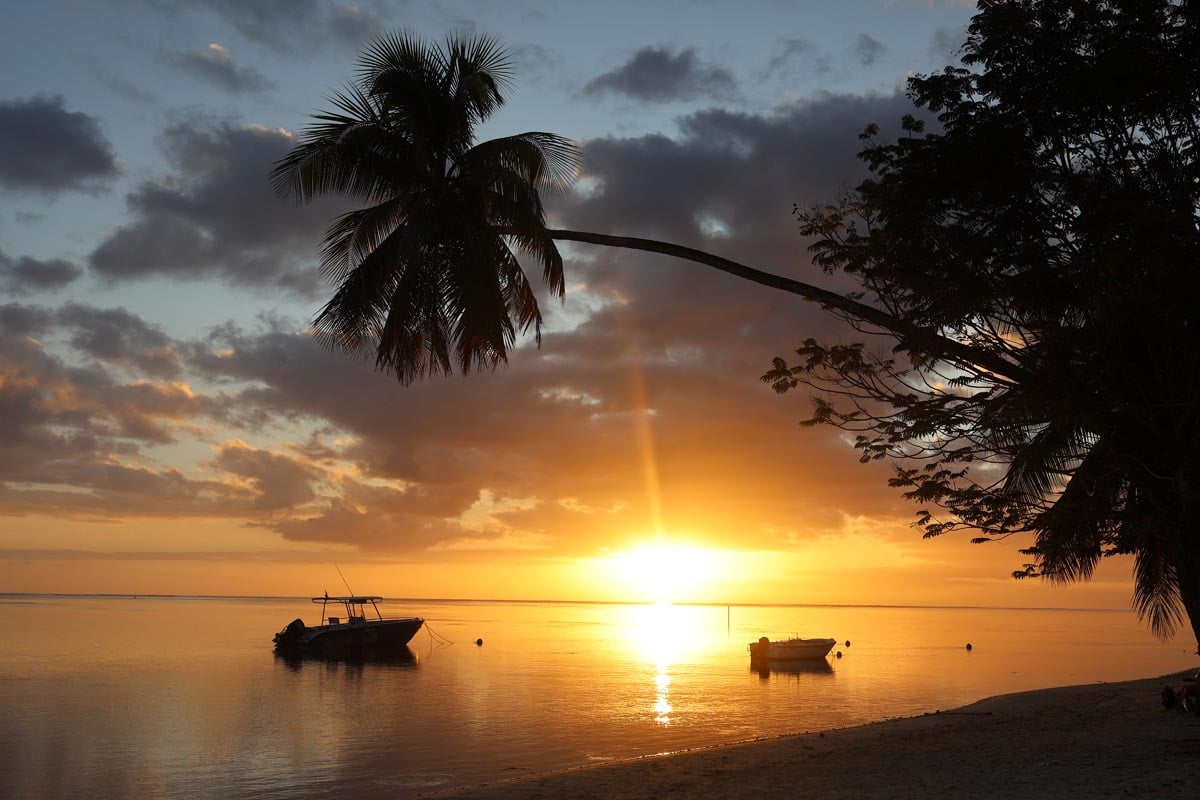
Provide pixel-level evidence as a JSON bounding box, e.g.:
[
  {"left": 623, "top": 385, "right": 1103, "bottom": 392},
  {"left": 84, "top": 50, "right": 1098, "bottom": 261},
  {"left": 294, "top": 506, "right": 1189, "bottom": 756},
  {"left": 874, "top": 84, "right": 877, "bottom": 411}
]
[
  {"left": 653, "top": 670, "right": 672, "bottom": 725},
  {"left": 618, "top": 602, "right": 716, "bottom": 727}
]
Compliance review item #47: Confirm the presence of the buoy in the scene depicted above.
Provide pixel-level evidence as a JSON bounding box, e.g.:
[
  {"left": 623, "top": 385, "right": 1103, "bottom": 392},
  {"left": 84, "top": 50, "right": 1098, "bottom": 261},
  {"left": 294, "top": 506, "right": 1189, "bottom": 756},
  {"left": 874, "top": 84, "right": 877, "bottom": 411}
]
[
  {"left": 835, "top": 650, "right": 843, "bottom": 658},
  {"left": 845, "top": 640, "right": 851, "bottom": 647},
  {"left": 475, "top": 638, "right": 484, "bottom": 646},
  {"left": 965, "top": 642, "right": 973, "bottom": 651}
]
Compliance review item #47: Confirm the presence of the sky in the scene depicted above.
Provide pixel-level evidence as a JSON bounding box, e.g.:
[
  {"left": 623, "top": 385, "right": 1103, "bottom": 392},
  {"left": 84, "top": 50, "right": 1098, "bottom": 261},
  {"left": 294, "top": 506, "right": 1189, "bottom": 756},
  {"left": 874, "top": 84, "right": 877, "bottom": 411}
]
[{"left": 0, "top": 0, "right": 1143, "bottom": 607}]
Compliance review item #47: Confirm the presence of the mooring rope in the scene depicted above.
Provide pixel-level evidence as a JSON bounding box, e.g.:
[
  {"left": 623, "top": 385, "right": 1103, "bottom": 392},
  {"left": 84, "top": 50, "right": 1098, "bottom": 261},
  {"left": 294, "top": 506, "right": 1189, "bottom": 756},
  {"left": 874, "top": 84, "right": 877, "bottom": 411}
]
[{"left": 423, "top": 621, "right": 454, "bottom": 648}]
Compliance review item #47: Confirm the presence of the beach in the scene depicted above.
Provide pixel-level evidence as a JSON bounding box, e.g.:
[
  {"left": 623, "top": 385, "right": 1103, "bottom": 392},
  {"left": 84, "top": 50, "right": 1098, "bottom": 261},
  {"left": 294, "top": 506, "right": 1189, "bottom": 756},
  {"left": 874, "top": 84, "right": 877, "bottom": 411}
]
[{"left": 432, "top": 670, "right": 1200, "bottom": 799}]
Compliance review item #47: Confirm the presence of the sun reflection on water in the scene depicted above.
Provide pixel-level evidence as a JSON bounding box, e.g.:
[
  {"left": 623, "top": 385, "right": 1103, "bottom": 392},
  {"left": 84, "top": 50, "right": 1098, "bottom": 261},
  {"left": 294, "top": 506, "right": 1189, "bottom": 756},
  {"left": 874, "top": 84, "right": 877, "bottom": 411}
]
[
  {"left": 618, "top": 602, "right": 717, "bottom": 727},
  {"left": 653, "top": 671, "right": 672, "bottom": 725}
]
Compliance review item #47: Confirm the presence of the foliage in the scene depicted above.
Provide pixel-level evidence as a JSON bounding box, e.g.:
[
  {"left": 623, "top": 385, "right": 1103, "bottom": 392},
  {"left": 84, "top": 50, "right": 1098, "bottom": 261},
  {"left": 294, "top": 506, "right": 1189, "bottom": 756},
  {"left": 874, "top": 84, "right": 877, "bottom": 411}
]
[
  {"left": 764, "top": 0, "right": 1200, "bottom": 639},
  {"left": 271, "top": 33, "right": 578, "bottom": 384}
]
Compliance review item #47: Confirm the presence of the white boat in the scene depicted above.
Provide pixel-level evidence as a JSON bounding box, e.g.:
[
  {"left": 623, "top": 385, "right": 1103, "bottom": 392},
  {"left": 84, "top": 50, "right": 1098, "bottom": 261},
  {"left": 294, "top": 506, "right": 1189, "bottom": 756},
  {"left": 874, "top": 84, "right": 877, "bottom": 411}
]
[{"left": 748, "top": 636, "right": 836, "bottom": 661}]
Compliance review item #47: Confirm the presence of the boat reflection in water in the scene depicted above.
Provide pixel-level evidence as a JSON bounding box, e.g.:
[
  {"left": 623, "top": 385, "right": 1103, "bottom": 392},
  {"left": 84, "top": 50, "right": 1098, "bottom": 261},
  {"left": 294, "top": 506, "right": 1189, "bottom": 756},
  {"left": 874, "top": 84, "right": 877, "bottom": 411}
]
[
  {"left": 750, "top": 657, "right": 835, "bottom": 680},
  {"left": 274, "top": 644, "right": 419, "bottom": 672}
]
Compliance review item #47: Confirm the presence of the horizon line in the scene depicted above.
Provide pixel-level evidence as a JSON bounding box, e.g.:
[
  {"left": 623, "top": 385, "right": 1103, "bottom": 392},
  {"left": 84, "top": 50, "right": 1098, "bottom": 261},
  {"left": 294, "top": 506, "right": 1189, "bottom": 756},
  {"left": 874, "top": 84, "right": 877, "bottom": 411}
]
[{"left": 0, "top": 591, "right": 1136, "bottom": 614}]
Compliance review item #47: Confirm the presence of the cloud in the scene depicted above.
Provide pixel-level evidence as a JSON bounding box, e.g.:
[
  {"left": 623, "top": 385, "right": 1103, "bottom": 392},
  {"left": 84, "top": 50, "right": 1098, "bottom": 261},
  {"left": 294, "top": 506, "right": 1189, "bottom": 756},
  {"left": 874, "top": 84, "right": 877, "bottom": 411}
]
[
  {"left": 760, "top": 38, "right": 834, "bottom": 82},
  {"left": 855, "top": 34, "right": 887, "bottom": 66},
  {"left": 211, "top": 440, "right": 319, "bottom": 510},
  {"left": 0, "top": 96, "right": 118, "bottom": 193},
  {"left": 58, "top": 302, "right": 181, "bottom": 378},
  {"left": 89, "top": 119, "right": 342, "bottom": 295},
  {"left": 147, "top": 0, "right": 382, "bottom": 53},
  {"left": 166, "top": 43, "right": 273, "bottom": 93},
  {"left": 0, "top": 303, "right": 341, "bottom": 520},
  {"left": 561, "top": 90, "right": 921, "bottom": 260},
  {"left": 139, "top": 90, "right": 930, "bottom": 553},
  {"left": 0, "top": 90, "right": 946, "bottom": 559},
  {"left": 583, "top": 47, "right": 737, "bottom": 103},
  {"left": 0, "top": 307, "right": 236, "bottom": 515},
  {"left": 0, "top": 248, "right": 81, "bottom": 295},
  {"left": 265, "top": 478, "right": 482, "bottom": 550}
]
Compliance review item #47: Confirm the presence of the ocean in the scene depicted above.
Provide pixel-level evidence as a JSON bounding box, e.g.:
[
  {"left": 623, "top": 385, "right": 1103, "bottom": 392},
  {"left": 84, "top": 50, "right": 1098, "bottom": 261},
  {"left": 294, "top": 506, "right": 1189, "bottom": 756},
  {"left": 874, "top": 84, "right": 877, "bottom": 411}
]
[{"left": 2, "top": 595, "right": 1195, "bottom": 798}]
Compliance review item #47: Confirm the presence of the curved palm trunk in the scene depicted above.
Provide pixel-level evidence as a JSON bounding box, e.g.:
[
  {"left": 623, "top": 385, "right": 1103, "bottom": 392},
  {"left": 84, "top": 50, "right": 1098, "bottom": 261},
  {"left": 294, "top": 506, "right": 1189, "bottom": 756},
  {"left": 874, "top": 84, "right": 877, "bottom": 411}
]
[{"left": 547, "top": 229, "right": 1034, "bottom": 385}]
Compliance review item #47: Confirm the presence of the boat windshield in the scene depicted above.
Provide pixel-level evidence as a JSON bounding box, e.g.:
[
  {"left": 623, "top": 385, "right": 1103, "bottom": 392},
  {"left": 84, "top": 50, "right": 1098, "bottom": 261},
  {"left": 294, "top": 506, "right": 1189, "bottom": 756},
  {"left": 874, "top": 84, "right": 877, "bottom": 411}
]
[{"left": 310, "top": 595, "right": 385, "bottom": 624}]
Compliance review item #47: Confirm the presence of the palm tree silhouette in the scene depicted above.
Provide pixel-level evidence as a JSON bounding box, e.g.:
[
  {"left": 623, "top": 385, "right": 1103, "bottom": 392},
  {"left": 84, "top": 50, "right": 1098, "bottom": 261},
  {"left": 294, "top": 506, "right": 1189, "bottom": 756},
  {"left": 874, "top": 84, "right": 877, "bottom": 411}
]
[{"left": 272, "top": 32, "right": 1021, "bottom": 385}]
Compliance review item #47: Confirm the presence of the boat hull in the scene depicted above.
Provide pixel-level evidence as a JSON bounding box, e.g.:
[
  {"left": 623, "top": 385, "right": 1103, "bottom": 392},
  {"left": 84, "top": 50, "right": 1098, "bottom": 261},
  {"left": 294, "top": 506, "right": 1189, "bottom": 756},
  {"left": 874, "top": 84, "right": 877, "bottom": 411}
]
[
  {"left": 749, "top": 637, "right": 836, "bottom": 661},
  {"left": 275, "top": 617, "right": 424, "bottom": 654}
]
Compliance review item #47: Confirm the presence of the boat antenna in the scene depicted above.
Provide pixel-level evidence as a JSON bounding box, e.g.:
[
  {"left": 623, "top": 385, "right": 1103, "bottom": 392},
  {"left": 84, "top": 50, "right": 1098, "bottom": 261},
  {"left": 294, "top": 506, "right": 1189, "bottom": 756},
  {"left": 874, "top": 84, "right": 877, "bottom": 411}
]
[{"left": 334, "top": 563, "right": 356, "bottom": 596}]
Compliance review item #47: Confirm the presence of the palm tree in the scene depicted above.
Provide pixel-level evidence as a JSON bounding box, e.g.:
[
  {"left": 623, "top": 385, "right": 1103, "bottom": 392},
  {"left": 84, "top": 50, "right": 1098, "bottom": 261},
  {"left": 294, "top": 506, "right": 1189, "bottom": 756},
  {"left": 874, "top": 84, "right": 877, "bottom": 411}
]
[{"left": 271, "top": 32, "right": 1024, "bottom": 386}]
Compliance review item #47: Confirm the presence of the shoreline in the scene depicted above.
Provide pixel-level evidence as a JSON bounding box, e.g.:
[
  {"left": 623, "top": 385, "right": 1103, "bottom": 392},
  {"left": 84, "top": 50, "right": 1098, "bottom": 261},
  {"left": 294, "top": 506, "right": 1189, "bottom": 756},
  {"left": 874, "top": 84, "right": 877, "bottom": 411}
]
[{"left": 430, "top": 669, "right": 1200, "bottom": 799}]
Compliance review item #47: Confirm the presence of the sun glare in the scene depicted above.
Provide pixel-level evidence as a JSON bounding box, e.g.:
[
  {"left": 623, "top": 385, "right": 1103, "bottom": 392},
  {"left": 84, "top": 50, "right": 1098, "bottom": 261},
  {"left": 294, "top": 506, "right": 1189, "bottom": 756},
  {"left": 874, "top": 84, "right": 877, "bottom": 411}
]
[{"left": 605, "top": 543, "right": 721, "bottom": 602}]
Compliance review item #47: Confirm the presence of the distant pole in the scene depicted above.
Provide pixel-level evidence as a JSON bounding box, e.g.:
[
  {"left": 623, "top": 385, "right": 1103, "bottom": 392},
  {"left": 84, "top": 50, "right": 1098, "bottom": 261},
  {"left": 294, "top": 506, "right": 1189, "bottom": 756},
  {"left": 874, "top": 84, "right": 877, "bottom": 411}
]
[{"left": 727, "top": 605, "right": 730, "bottom": 634}]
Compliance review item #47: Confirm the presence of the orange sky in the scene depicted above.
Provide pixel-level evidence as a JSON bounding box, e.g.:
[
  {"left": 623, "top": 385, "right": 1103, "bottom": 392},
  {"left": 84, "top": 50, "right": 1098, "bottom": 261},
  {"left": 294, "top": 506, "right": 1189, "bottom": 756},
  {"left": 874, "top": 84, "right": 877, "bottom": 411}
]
[{"left": 0, "top": 3, "right": 1146, "bottom": 612}]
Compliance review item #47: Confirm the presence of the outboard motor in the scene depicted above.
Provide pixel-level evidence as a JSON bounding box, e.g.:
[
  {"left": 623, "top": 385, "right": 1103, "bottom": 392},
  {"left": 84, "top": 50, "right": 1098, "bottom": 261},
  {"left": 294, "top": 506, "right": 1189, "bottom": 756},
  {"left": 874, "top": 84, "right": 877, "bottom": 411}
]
[{"left": 273, "top": 618, "right": 306, "bottom": 649}]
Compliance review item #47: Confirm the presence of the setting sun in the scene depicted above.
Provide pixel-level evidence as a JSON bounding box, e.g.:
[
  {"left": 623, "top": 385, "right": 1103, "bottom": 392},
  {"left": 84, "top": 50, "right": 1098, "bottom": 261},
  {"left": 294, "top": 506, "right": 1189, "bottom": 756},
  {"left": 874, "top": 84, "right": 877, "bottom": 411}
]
[{"left": 603, "top": 543, "right": 722, "bottom": 602}]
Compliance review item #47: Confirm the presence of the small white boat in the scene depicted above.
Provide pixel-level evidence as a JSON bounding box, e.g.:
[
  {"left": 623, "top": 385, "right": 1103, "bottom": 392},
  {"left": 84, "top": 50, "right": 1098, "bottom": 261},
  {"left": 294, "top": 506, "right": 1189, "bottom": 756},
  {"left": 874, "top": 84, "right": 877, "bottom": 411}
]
[{"left": 748, "top": 636, "right": 836, "bottom": 661}]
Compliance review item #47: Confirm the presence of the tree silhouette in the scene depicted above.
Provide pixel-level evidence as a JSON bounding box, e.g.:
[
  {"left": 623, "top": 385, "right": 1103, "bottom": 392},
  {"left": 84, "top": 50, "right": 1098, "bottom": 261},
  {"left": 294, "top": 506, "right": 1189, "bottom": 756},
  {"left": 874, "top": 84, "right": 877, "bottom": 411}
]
[
  {"left": 271, "top": 32, "right": 1019, "bottom": 385},
  {"left": 766, "top": 0, "right": 1200, "bottom": 646},
  {"left": 275, "top": 1, "right": 1200, "bottom": 648}
]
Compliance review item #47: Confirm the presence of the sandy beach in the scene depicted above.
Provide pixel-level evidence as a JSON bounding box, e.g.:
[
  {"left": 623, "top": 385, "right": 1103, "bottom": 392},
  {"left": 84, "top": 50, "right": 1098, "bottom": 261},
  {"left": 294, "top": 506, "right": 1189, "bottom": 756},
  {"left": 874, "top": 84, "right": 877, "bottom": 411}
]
[{"left": 432, "top": 670, "right": 1200, "bottom": 799}]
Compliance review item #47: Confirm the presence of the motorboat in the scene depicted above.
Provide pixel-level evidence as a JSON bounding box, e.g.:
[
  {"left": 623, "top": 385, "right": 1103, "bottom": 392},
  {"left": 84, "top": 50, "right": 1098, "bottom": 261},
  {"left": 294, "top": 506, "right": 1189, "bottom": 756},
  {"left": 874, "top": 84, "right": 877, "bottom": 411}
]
[
  {"left": 273, "top": 595, "right": 424, "bottom": 653},
  {"left": 748, "top": 635, "right": 837, "bottom": 661}
]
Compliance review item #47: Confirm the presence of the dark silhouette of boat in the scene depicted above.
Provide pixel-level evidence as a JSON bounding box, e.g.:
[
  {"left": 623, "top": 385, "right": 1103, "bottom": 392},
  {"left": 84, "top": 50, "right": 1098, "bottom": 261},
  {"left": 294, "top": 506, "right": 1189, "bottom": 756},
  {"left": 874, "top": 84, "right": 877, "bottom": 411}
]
[{"left": 273, "top": 595, "right": 424, "bottom": 654}]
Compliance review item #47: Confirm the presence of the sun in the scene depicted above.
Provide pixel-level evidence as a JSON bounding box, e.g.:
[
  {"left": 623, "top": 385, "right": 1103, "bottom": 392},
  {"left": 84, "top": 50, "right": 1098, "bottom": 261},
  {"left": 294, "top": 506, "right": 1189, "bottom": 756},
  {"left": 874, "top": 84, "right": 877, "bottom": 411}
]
[{"left": 603, "top": 542, "right": 721, "bottom": 603}]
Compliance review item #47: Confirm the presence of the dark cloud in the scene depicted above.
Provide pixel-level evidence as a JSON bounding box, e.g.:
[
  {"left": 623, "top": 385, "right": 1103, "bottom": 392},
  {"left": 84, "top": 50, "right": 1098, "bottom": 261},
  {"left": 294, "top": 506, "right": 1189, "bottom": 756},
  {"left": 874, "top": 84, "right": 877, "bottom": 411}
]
[
  {"left": 0, "top": 307, "right": 241, "bottom": 516},
  {"left": 0, "top": 96, "right": 118, "bottom": 193},
  {"left": 181, "top": 305, "right": 906, "bottom": 556},
  {"left": 165, "top": 43, "right": 273, "bottom": 93},
  {"left": 855, "top": 34, "right": 886, "bottom": 66},
  {"left": 58, "top": 303, "right": 181, "bottom": 378},
  {"left": 89, "top": 119, "right": 341, "bottom": 294},
  {"left": 0, "top": 303, "right": 54, "bottom": 338},
  {"left": 211, "top": 440, "right": 319, "bottom": 510},
  {"left": 149, "top": 91, "right": 937, "bottom": 553},
  {"left": 0, "top": 303, "right": 323, "bottom": 523},
  {"left": 266, "top": 478, "right": 481, "bottom": 550},
  {"left": 561, "top": 91, "right": 920, "bottom": 261},
  {"left": 0, "top": 248, "right": 81, "bottom": 295},
  {"left": 1, "top": 90, "right": 941, "bottom": 558},
  {"left": 583, "top": 47, "right": 737, "bottom": 103}
]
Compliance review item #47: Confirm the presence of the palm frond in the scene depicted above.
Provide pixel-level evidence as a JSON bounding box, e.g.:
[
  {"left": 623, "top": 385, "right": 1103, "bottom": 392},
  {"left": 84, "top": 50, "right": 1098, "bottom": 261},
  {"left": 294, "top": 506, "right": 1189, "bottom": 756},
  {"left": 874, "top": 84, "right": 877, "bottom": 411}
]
[
  {"left": 1002, "top": 420, "right": 1090, "bottom": 502},
  {"left": 278, "top": 30, "right": 573, "bottom": 384},
  {"left": 319, "top": 198, "right": 410, "bottom": 284},
  {"left": 1131, "top": 527, "right": 1183, "bottom": 639},
  {"left": 460, "top": 132, "right": 580, "bottom": 193},
  {"left": 444, "top": 32, "right": 512, "bottom": 123}
]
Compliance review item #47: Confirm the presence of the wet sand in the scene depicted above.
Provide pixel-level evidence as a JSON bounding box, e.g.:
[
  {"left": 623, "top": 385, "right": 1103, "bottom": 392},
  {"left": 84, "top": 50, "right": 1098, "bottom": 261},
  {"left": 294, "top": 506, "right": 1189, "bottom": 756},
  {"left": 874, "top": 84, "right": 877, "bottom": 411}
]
[{"left": 430, "top": 670, "right": 1200, "bottom": 799}]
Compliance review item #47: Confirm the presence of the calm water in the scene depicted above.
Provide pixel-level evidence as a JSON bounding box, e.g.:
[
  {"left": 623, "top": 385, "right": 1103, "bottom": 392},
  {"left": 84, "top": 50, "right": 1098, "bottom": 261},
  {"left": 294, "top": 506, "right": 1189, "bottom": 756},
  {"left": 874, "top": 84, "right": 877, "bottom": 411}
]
[{"left": 2, "top": 596, "right": 1196, "bottom": 799}]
